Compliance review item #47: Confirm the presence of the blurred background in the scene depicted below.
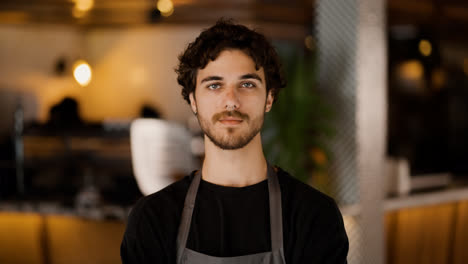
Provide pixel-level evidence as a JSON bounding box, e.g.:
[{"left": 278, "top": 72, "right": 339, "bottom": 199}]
[{"left": 0, "top": 0, "right": 467, "bottom": 263}]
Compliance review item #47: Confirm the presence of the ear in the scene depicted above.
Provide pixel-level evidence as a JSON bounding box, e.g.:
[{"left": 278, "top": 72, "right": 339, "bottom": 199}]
[
  {"left": 189, "top": 92, "right": 198, "bottom": 114},
  {"left": 265, "top": 90, "right": 274, "bottom": 113}
]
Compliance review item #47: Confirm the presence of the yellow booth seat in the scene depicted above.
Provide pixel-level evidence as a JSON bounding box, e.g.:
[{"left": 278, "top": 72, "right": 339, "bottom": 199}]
[{"left": 0, "top": 212, "right": 126, "bottom": 264}]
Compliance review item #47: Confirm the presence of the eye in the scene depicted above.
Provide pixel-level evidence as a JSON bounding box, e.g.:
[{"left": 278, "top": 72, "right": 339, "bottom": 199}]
[
  {"left": 241, "top": 82, "right": 256, "bottom": 88},
  {"left": 207, "top": 83, "right": 221, "bottom": 90}
]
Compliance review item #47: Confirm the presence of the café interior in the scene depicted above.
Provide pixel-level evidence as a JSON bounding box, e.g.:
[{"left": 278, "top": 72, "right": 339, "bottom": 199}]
[{"left": 0, "top": 0, "right": 468, "bottom": 263}]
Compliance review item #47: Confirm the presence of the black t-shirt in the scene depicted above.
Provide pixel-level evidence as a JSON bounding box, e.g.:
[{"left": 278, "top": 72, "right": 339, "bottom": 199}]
[{"left": 121, "top": 167, "right": 349, "bottom": 263}]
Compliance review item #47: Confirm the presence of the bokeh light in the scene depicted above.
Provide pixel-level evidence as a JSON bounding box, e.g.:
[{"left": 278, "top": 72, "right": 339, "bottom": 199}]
[
  {"left": 72, "top": 0, "right": 94, "bottom": 18},
  {"left": 157, "top": 0, "right": 174, "bottom": 17},
  {"left": 73, "top": 60, "right": 92, "bottom": 86},
  {"left": 398, "top": 60, "right": 424, "bottom": 81},
  {"left": 419, "top": 39, "right": 432, "bottom": 57},
  {"left": 305, "top": 35, "right": 314, "bottom": 50}
]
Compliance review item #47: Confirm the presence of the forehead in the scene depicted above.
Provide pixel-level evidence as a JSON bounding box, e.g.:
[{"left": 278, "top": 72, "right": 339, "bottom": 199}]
[{"left": 196, "top": 49, "right": 264, "bottom": 81}]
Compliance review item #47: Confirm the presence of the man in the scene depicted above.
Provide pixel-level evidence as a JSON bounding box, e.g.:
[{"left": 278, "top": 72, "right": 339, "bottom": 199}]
[{"left": 121, "top": 19, "right": 349, "bottom": 264}]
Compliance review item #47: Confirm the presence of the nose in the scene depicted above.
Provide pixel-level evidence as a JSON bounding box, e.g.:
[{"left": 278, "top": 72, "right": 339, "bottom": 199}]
[{"left": 224, "top": 86, "right": 240, "bottom": 111}]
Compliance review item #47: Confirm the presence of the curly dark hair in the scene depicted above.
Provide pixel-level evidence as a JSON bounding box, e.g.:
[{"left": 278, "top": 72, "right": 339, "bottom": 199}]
[{"left": 175, "top": 19, "right": 286, "bottom": 105}]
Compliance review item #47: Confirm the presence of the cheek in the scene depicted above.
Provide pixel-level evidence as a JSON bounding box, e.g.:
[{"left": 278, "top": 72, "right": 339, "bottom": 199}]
[
  {"left": 196, "top": 97, "right": 216, "bottom": 116},
  {"left": 250, "top": 95, "right": 268, "bottom": 110},
  {"left": 198, "top": 91, "right": 225, "bottom": 109}
]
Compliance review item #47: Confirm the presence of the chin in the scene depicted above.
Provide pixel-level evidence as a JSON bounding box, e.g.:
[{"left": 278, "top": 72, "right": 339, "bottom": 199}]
[{"left": 209, "top": 131, "right": 259, "bottom": 150}]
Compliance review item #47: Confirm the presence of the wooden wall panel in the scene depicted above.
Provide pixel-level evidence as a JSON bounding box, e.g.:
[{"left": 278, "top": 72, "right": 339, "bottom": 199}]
[
  {"left": 453, "top": 200, "right": 468, "bottom": 264},
  {"left": 386, "top": 203, "right": 456, "bottom": 264},
  {"left": 385, "top": 211, "right": 398, "bottom": 264}
]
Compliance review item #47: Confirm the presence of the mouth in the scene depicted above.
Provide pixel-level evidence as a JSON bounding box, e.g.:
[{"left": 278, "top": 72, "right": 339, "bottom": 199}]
[
  {"left": 219, "top": 118, "right": 243, "bottom": 125},
  {"left": 213, "top": 111, "right": 248, "bottom": 126}
]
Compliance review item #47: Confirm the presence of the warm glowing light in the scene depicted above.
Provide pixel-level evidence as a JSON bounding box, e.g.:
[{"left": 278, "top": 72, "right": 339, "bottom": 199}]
[
  {"left": 304, "top": 35, "right": 314, "bottom": 50},
  {"left": 419, "top": 39, "right": 432, "bottom": 57},
  {"left": 72, "top": 0, "right": 94, "bottom": 18},
  {"left": 157, "top": 0, "right": 174, "bottom": 17},
  {"left": 74, "top": 0, "right": 94, "bottom": 12},
  {"left": 310, "top": 147, "right": 327, "bottom": 166},
  {"left": 398, "top": 60, "right": 424, "bottom": 81},
  {"left": 431, "top": 68, "right": 446, "bottom": 90},
  {"left": 161, "top": 8, "right": 174, "bottom": 17},
  {"left": 73, "top": 60, "right": 92, "bottom": 86},
  {"left": 72, "top": 9, "right": 87, "bottom": 18}
]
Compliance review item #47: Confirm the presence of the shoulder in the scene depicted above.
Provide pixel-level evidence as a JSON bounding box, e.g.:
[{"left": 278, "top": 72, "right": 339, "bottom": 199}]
[
  {"left": 136, "top": 173, "right": 192, "bottom": 211},
  {"left": 276, "top": 166, "right": 340, "bottom": 214},
  {"left": 276, "top": 167, "right": 349, "bottom": 263},
  {"left": 125, "top": 172, "right": 194, "bottom": 236},
  {"left": 121, "top": 173, "right": 195, "bottom": 263},
  {"left": 276, "top": 166, "right": 346, "bottom": 235}
]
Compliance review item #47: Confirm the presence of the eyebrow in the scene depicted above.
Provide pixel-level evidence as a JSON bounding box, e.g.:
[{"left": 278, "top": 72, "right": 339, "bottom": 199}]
[
  {"left": 200, "top": 76, "right": 223, "bottom": 84},
  {"left": 240, "top": 73, "right": 263, "bottom": 83},
  {"left": 200, "top": 73, "right": 263, "bottom": 84}
]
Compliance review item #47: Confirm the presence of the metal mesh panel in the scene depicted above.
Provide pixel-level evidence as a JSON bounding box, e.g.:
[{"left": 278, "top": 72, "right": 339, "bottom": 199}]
[
  {"left": 315, "top": 0, "right": 359, "bottom": 205},
  {"left": 315, "top": 1, "right": 387, "bottom": 263}
]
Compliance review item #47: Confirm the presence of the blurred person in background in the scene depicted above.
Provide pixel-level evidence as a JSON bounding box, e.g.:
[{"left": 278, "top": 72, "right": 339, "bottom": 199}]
[
  {"left": 139, "top": 104, "right": 161, "bottom": 119},
  {"left": 121, "top": 19, "right": 348, "bottom": 264},
  {"left": 48, "top": 97, "right": 83, "bottom": 130}
]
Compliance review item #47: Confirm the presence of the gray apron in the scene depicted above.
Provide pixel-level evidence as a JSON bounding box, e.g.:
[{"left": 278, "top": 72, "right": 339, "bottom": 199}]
[{"left": 176, "top": 164, "right": 287, "bottom": 264}]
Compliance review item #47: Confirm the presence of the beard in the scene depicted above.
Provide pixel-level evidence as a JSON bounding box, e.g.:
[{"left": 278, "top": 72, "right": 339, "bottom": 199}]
[{"left": 196, "top": 108, "right": 265, "bottom": 150}]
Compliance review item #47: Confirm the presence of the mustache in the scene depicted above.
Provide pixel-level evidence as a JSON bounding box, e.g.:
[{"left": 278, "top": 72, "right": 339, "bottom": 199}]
[{"left": 212, "top": 110, "right": 249, "bottom": 123}]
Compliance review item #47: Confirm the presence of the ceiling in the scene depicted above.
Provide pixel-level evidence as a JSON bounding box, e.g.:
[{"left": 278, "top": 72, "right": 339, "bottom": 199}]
[
  {"left": 0, "top": 0, "right": 467, "bottom": 41},
  {"left": 388, "top": 0, "right": 468, "bottom": 41},
  {"left": 0, "top": 0, "right": 313, "bottom": 27}
]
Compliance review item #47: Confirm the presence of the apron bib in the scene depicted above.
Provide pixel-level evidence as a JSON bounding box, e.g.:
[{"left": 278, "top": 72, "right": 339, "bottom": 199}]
[{"left": 176, "top": 164, "right": 286, "bottom": 264}]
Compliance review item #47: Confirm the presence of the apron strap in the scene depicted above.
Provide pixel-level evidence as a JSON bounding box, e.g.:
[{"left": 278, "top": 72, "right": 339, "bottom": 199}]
[
  {"left": 176, "top": 163, "right": 284, "bottom": 263},
  {"left": 176, "top": 170, "right": 201, "bottom": 264},
  {"left": 267, "top": 163, "right": 284, "bottom": 252}
]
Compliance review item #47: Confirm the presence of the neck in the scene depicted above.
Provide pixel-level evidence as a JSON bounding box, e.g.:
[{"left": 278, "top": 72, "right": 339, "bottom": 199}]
[{"left": 201, "top": 133, "right": 268, "bottom": 187}]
